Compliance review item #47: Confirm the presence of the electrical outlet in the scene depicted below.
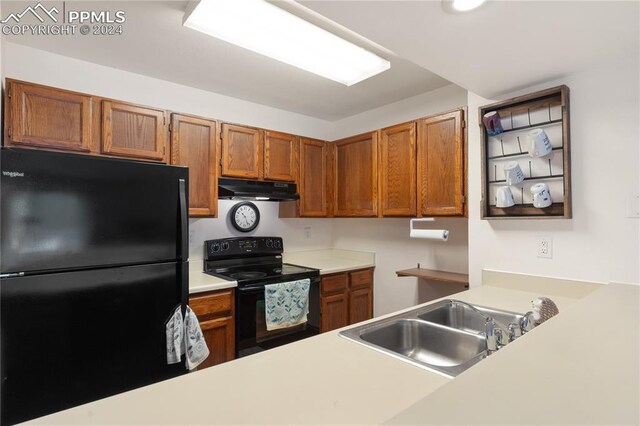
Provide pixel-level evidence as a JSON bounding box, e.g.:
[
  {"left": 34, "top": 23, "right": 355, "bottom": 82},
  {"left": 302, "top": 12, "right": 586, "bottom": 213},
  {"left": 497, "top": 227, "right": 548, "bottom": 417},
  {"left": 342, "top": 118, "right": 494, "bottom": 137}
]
[
  {"left": 537, "top": 236, "right": 552, "bottom": 259},
  {"left": 304, "top": 227, "right": 311, "bottom": 240}
]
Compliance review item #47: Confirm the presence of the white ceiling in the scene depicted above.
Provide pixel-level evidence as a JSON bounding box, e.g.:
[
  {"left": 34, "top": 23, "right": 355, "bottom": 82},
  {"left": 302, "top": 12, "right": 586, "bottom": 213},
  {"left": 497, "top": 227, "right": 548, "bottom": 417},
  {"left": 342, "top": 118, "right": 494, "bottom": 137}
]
[
  {"left": 2, "top": 1, "right": 638, "bottom": 119},
  {"left": 301, "top": 0, "right": 640, "bottom": 98},
  {"left": 1, "top": 1, "right": 450, "bottom": 121}
]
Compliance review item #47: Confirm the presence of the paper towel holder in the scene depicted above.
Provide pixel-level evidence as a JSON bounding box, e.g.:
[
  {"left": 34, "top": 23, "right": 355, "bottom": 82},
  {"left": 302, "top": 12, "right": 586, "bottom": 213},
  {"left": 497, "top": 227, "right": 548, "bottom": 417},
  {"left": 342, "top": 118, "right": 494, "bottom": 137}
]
[{"left": 409, "top": 218, "right": 449, "bottom": 241}]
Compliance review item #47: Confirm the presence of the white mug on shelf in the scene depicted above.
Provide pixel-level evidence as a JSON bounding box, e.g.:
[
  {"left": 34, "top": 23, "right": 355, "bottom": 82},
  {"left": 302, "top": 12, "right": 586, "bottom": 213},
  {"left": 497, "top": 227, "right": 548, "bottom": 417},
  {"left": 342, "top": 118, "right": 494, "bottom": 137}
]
[
  {"left": 504, "top": 161, "right": 525, "bottom": 186},
  {"left": 528, "top": 129, "right": 553, "bottom": 158},
  {"left": 531, "top": 183, "right": 552, "bottom": 208},
  {"left": 495, "top": 186, "right": 515, "bottom": 208}
]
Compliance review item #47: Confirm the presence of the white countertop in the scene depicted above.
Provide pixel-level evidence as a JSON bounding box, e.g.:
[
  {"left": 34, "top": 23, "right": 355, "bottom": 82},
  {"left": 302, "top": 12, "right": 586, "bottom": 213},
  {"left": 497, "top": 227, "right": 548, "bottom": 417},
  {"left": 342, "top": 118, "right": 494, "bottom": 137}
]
[
  {"left": 283, "top": 249, "right": 375, "bottom": 274},
  {"left": 30, "top": 282, "right": 637, "bottom": 425},
  {"left": 188, "top": 249, "right": 374, "bottom": 294},
  {"left": 188, "top": 261, "right": 236, "bottom": 294},
  {"left": 386, "top": 283, "right": 639, "bottom": 425}
]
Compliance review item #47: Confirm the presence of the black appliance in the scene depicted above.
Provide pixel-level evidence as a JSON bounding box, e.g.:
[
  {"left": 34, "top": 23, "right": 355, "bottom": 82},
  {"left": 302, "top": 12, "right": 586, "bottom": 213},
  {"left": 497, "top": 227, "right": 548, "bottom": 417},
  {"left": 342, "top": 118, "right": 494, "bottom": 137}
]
[
  {"left": 203, "top": 237, "right": 319, "bottom": 357},
  {"left": 217, "top": 178, "right": 299, "bottom": 201},
  {"left": 0, "top": 148, "right": 189, "bottom": 425}
]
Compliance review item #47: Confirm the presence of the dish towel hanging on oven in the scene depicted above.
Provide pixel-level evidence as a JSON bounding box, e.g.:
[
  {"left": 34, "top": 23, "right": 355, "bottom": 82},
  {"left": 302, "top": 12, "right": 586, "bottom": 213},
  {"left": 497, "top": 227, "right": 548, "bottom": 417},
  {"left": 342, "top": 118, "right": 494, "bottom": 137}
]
[
  {"left": 264, "top": 278, "right": 311, "bottom": 331},
  {"left": 165, "top": 306, "right": 210, "bottom": 370}
]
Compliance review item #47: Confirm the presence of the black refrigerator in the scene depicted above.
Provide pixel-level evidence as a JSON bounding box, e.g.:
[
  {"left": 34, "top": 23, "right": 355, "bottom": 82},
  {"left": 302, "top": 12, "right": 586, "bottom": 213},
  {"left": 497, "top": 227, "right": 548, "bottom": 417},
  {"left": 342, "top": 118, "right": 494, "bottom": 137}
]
[{"left": 0, "top": 148, "right": 189, "bottom": 425}]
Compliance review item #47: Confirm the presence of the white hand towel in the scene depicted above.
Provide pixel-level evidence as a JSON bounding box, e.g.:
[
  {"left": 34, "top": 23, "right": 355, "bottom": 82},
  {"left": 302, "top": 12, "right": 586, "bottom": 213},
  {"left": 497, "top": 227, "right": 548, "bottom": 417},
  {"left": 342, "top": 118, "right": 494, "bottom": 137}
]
[
  {"left": 184, "top": 306, "right": 210, "bottom": 370},
  {"left": 165, "top": 306, "right": 184, "bottom": 364}
]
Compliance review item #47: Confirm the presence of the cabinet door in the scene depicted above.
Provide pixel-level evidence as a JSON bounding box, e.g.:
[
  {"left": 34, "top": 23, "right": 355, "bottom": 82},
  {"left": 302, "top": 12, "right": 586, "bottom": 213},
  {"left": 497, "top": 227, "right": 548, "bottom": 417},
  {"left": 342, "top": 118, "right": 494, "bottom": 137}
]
[
  {"left": 170, "top": 114, "right": 217, "bottom": 217},
  {"left": 349, "top": 287, "right": 373, "bottom": 325},
  {"left": 320, "top": 292, "right": 348, "bottom": 333},
  {"left": 5, "top": 80, "right": 93, "bottom": 153},
  {"left": 102, "top": 101, "right": 167, "bottom": 162},
  {"left": 197, "top": 316, "right": 235, "bottom": 370},
  {"left": 264, "top": 131, "right": 297, "bottom": 182},
  {"left": 379, "top": 122, "right": 416, "bottom": 217},
  {"left": 333, "top": 132, "right": 378, "bottom": 217},
  {"left": 418, "top": 109, "right": 465, "bottom": 216},
  {"left": 299, "top": 138, "right": 329, "bottom": 217},
  {"left": 221, "top": 123, "right": 262, "bottom": 179}
]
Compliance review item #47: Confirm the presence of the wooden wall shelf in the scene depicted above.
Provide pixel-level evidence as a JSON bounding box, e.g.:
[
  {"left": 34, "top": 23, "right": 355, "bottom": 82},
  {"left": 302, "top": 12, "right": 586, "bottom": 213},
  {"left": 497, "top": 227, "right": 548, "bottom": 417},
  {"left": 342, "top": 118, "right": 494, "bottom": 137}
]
[
  {"left": 480, "top": 85, "right": 572, "bottom": 219},
  {"left": 396, "top": 268, "right": 469, "bottom": 288}
]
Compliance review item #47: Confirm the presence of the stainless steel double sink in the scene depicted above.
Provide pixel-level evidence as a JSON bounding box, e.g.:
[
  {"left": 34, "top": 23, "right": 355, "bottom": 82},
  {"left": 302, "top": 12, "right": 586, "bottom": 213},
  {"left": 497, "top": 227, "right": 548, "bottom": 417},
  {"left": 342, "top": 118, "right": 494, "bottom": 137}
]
[{"left": 339, "top": 299, "right": 524, "bottom": 378}]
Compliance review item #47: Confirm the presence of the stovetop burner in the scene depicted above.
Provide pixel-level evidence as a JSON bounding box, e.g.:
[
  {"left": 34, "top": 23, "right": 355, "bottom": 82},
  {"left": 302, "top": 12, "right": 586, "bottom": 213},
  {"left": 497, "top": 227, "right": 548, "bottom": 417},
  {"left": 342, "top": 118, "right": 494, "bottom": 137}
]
[
  {"left": 203, "top": 237, "right": 320, "bottom": 286},
  {"left": 228, "top": 271, "right": 269, "bottom": 280}
]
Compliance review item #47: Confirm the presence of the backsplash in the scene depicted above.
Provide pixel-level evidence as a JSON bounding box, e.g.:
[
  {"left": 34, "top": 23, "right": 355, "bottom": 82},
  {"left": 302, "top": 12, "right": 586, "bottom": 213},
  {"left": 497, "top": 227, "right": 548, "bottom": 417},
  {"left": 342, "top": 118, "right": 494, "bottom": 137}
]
[{"left": 189, "top": 200, "right": 334, "bottom": 260}]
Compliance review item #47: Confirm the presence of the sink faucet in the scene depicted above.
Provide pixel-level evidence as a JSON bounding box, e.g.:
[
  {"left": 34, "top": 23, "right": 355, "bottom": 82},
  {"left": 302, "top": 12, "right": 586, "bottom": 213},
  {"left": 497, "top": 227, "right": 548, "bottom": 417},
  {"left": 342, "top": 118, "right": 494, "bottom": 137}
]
[{"left": 451, "top": 300, "right": 532, "bottom": 353}]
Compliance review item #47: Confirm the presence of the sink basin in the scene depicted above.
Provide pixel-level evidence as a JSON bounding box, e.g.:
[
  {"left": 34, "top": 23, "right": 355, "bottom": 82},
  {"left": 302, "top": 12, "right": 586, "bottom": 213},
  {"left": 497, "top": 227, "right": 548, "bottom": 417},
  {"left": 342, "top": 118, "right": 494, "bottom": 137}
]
[
  {"left": 417, "top": 300, "right": 524, "bottom": 334},
  {"left": 360, "top": 319, "right": 486, "bottom": 373},
  {"left": 339, "top": 299, "right": 525, "bottom": 378}
]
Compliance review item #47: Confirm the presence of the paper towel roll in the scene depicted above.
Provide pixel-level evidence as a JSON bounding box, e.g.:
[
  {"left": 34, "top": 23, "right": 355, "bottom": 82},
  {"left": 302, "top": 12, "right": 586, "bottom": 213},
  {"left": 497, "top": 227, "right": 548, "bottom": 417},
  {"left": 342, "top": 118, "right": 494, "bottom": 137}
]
[{"left": 409, "top": 229, "right": 449, "bottom": 241}]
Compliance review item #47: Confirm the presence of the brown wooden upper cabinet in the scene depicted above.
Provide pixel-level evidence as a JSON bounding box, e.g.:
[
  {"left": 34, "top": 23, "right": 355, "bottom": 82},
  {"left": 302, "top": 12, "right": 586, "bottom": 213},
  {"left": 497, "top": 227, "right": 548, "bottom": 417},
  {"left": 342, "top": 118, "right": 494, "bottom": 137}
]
[
  {"left": 417, "top": 109, "right": 465, "bottom": 216},
  {"left": 379, "top": 122, "right": 417, "bottom": 217},
  {"left": 299, "top": 138, "right": 330, "bottom": 217},
  {"left": 4, "top": 79, "right": 95, "bottom": 153},
  {"left": 102, "top": 101, "right": 168, "bottom": 162},
  {"left": 220, "top": 123, "right": 262, "bottom": 179},
  {"left": 333, "top": 132, "right": 378, "bottom": 217},
  {"left": 264, "top": 130, "right": 298, "bottom": 182},
  {"left": 170, "top": 114, "right": 218, "bottom": 217}
]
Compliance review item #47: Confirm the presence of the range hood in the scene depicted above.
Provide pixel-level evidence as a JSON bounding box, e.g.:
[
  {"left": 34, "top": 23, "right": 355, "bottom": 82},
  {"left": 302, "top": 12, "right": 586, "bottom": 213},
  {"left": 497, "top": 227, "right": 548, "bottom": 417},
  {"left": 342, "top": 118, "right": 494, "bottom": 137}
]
[{"left": 218, "top": 178, "right": 299, "bottom": 201}]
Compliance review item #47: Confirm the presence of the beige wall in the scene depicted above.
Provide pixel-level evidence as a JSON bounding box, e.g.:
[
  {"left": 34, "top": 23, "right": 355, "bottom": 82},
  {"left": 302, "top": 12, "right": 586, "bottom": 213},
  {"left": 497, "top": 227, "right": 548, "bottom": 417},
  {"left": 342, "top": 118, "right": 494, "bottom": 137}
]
[{"left": 468, "top": 57, "right": 640, "bottom": 286}]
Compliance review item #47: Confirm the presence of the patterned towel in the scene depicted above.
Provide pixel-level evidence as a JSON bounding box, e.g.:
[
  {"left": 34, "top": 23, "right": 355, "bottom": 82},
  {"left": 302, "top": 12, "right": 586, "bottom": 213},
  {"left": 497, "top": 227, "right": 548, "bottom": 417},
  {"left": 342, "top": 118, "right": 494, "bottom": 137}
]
[
  {"left": 264, "top": 279, "right": 311, "bottom": 331},
  {"left": 165, "top": 306, "right": 210, "bottom": 370}
]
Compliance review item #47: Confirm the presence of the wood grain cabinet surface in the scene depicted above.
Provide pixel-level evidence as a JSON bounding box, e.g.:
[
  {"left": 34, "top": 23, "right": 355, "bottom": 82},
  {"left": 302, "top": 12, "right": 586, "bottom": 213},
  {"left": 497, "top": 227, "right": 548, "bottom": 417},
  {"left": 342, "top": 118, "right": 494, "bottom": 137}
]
[
  {"left": 4, "top": 79, "right": 95, "bottom": 153},
  {"left": 189, "top": 289, "right": 235, "bottom": 370},
  {"left": 264, "top": 130, "right": 298, "bottom": 182},
  {"left": 417, "top": 109, "right": 466, "bottom": 216},
  {"left": 379, "top": 122, "right": 417, "bottom": 217},
  {"left": 299, "top": 138, "right": 330, "bottom": 217},
  {"left": 170, "top": 114, "right": 218, "bottom": 217},
  {"left": 333, "top": 132, "right": 378, "bottom": 217},
  {"left": 220, "top": 123, "right": 262, "bottom": 179},
  {"left": 320, "top": 268, "right": 374, "bottom": 333},
  {"left": 102, "top": 100, "right": 168, "bottom": 162}
]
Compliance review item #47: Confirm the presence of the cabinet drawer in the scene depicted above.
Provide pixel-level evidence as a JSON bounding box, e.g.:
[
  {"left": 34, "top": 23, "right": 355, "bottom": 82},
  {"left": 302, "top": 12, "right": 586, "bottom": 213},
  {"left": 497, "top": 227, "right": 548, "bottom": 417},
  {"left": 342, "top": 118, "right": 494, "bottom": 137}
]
[
  {"left": 349, "top": 269, "right": 373, "bottom": 289},
  {"left": 189, "top": 289, "right": 233, "bottom": 319},
  {"left": 321, "top": 273, "right": 348, "bottom": 294}
]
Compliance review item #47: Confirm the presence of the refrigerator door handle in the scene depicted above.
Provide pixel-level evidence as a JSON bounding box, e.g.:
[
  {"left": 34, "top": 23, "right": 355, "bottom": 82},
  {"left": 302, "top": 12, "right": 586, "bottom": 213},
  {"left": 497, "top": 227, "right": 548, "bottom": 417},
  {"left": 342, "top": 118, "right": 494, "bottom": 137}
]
[{"left": 178, "top": 179, "right": 188, "bottom": 261}]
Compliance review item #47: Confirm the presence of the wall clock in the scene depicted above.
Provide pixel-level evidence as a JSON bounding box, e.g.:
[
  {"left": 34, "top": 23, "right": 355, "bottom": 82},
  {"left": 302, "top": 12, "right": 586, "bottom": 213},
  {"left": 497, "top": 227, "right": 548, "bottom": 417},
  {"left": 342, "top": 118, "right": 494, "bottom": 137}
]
[{"left": 230, "top": 201, "right": 260, "bottom": 232}]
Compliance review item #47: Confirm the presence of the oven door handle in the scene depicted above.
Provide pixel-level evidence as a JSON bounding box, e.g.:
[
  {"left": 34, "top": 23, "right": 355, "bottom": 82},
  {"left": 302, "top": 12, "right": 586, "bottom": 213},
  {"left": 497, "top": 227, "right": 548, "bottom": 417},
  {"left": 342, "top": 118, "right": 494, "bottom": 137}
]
[{"left": 237, "top": 285, "right": 266, "bottom": 292}]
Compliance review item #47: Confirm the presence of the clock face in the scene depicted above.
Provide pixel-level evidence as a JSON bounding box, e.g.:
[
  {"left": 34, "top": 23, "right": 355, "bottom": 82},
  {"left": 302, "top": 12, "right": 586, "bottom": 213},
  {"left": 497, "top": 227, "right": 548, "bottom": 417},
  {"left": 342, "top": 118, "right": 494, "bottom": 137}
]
[{"left": 231, "top": 202, "right": 260, "bottom": 232}]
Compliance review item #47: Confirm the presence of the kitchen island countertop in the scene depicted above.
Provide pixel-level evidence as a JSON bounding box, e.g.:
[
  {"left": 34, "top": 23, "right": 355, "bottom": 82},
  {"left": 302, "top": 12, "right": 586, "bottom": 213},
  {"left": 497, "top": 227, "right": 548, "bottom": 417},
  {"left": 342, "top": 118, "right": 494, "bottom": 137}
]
[{"left": 30, "top": 279, "right": 639, "bottom": 425}]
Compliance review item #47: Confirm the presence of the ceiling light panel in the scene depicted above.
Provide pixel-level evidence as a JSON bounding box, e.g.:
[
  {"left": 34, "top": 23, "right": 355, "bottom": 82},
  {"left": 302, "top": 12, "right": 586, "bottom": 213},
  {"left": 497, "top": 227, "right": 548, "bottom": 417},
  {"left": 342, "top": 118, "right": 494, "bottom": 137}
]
[{"left": 183, "top": 0, "right": 391, "bottom": 86}]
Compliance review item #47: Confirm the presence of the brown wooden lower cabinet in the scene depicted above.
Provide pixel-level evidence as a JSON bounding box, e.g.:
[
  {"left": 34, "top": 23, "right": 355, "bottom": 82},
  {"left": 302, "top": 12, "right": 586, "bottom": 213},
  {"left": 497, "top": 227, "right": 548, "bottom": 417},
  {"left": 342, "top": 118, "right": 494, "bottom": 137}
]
[
  {"left": 189, "top": 288, "right": 235, "bottom": 370},
  {"left": 320, "top": 268, "right": 374, "bottom": 333}
]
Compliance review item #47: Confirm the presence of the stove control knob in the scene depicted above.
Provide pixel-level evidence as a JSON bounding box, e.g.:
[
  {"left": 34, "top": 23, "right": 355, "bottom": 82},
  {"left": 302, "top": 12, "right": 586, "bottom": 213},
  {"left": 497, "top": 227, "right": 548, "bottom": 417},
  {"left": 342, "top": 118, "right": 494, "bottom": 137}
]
[
  {"left": 274, "top": 240, "right": 281, "bottom": 249},
  {"left": 221, "top": 242, "right": 230, "bottom": 251},
  {"left": 211, "top": 242, "right": 221, "bottom": 253},
  {"left": 266, "top": 239, "right": 273, "bottom": 248}
]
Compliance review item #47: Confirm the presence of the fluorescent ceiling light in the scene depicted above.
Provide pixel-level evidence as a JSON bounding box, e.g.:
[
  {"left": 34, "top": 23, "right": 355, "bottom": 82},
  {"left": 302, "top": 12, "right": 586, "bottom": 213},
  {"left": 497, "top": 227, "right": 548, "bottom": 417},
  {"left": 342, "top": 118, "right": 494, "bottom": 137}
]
[
  {"left": 183, "top": 0, "right": 391, "bottom": 86},
  {"left": 442, "top": 0, "right": 486, "bottom": 13}
]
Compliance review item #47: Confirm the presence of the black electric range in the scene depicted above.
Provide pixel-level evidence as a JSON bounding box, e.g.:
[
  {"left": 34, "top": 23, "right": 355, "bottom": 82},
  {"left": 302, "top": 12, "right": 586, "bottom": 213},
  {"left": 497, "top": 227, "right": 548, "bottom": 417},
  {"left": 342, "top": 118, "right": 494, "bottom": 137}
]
[{"left": 202, "top": 237, "right": 320, "bottom": 357}]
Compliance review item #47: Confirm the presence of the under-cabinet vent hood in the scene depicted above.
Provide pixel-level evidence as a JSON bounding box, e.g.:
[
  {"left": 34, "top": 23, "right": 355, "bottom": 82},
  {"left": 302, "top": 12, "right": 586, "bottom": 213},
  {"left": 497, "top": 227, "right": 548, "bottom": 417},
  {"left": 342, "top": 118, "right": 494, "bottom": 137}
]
[{"left": 218, "top": 178, "right": 299, "bottom": 201}]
